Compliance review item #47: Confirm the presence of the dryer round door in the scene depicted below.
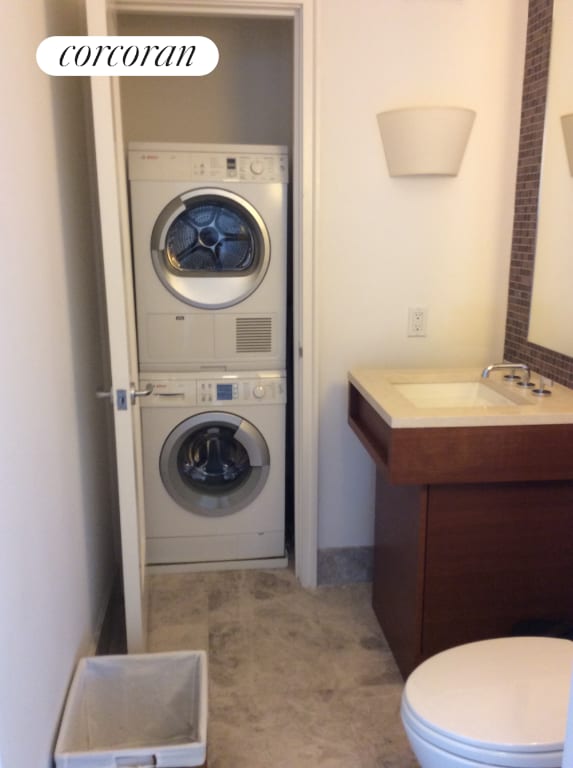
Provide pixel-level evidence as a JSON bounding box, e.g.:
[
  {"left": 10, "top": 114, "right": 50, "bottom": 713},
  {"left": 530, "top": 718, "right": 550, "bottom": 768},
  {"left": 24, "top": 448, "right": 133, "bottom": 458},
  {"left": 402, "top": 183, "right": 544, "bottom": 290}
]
[
  {"left": 159, "top": 412, "right": 270, "bottom": 517},
  {"left": 150, "top": 188, "right": 271, "bottom": 309}
]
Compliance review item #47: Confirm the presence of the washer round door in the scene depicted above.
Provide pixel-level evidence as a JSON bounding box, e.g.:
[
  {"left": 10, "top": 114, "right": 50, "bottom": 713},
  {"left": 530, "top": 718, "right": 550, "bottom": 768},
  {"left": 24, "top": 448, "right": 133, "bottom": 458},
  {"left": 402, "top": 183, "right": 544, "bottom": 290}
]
[
  {"left": 159, "top": 412, "right": 270, "bottom": 517},
  {"left": 150, "top": 188, "right": 271, "bottom": 309}
]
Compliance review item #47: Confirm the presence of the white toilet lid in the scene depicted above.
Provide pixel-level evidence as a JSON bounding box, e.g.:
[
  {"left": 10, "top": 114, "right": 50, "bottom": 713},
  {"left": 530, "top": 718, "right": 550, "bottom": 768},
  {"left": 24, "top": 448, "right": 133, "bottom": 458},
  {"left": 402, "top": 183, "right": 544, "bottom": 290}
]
[{"left": 404, "top": 637, "right": 573, "bottom": 753}]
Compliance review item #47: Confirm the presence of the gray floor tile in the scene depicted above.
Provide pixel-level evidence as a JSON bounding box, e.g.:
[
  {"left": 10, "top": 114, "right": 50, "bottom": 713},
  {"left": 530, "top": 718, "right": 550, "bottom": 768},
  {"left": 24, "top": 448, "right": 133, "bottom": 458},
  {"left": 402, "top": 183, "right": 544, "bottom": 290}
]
[{"left": 147, "top": 566, "right": 419, "bottom": 766}]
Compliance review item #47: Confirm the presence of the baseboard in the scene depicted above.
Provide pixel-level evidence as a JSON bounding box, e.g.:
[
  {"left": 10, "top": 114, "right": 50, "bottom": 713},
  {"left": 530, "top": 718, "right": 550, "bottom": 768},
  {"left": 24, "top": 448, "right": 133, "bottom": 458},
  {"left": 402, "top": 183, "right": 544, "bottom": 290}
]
[
  {"left": 317, "top": 546, "right": 373, "bottom": 586},
  {"left": 146, "top": 554, "right": 289, "bottom": 575}
]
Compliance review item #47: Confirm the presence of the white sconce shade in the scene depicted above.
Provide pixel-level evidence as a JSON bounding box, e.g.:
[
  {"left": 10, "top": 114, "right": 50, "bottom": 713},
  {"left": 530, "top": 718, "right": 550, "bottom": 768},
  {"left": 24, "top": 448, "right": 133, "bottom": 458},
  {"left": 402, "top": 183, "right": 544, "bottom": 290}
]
[
  {"left": 377, "top": 107, "right": 476, "bottom": 177},
  {"left": 561, "top": 114, "right": 573, "bottom": 175}
]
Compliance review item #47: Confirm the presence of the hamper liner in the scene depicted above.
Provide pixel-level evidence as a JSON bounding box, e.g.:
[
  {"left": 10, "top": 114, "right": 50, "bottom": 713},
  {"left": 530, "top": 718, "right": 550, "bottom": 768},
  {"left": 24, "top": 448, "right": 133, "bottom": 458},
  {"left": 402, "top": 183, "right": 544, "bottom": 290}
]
[{"left": 54, "top": 650, "right": 207, "bottom": 767}]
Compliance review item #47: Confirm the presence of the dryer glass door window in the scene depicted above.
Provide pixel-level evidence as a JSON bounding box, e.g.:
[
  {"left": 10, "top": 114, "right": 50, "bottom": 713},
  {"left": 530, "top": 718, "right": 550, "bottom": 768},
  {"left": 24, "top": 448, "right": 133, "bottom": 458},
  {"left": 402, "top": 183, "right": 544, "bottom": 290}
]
[
  {"left": 151, "top": 189, "right": 271, "bottom": 309},
  {"left": 160, "top": 412, "right": 270, "bottom": 517},
  {"left": 166, "top": 204, "right": 255, "bottom": 273}
]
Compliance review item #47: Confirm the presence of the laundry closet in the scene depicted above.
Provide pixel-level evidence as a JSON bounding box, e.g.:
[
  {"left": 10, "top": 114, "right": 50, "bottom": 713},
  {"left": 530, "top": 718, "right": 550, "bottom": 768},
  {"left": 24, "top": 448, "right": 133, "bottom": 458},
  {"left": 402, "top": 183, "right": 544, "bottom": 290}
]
[{"left": 115, "top": 10, "right": 295, "bottom": 571}]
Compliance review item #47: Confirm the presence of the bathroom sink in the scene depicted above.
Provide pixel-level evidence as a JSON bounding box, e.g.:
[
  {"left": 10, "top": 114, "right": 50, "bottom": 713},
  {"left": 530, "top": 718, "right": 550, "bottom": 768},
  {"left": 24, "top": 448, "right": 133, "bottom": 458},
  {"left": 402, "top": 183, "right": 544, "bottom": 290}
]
[
  {"left": 348, "top": 367, "right": 573, "bottom": 485},
  {"left": 348, "top": 366, "right": 573, "bottom": 429},
  {"left": 393, "top": 381, "right": 523, "bottom": 409}
]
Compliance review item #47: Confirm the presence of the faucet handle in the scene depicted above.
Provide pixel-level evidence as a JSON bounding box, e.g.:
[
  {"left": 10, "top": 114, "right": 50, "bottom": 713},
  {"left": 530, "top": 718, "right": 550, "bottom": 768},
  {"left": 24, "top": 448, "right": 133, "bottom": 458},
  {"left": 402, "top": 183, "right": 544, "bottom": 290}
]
[
  {"left": 515, "top": 364, "right": 534, "bottom": 388},
  {"left": 532, "top": 377, "right": 552, "bottom": 396}
]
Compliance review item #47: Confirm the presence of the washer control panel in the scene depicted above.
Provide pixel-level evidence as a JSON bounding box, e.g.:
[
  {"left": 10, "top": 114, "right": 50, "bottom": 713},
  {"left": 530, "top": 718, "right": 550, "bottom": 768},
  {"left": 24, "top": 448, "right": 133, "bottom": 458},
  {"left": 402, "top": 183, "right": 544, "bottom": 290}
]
[
  {"left": 139, "top": 373, "right": 286, "bottom": 407},
  {"left": 198, "top": 377, "right": 286, "bottom": 404},
  {"left": 199, "top": 380, "right": 238, "bottom": 404}
]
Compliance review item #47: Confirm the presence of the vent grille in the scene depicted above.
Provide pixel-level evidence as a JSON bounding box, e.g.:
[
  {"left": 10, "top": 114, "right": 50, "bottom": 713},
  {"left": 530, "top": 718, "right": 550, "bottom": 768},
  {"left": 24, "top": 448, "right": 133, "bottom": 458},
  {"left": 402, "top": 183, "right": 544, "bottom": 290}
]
[{"left": 235, "top": 317, "right": 273, "bottom": 354}]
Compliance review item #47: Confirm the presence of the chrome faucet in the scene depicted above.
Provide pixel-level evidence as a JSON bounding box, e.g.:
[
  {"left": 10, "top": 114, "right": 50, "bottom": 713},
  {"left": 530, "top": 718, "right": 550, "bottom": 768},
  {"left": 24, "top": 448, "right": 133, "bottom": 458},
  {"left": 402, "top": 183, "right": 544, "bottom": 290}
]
[{"left": 481, "top": 362, "right": 531, "bottom": 386}]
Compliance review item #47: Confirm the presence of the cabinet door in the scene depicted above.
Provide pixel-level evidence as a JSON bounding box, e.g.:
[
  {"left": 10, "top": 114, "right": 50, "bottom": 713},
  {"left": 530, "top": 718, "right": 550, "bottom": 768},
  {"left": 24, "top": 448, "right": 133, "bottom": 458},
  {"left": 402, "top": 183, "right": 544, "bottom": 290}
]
[{"left": 423, "top": 482, "right": 573, "bottom": 659}]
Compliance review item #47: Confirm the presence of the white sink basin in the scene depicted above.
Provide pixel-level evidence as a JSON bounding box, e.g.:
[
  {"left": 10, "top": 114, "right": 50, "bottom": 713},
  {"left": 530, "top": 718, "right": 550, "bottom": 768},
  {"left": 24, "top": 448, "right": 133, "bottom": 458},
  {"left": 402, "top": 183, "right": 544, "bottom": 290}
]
[
  {"left": 393, "top": 381, "right": 522, "bottom": 409},
  {"left": 349, "top": 368, "right": 573, "bottom": 428}
]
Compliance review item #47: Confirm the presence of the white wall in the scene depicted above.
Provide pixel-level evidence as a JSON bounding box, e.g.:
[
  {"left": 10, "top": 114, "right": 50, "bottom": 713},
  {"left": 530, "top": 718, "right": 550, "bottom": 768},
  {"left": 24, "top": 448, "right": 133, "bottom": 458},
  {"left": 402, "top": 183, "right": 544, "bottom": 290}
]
[
  {"left": 316, "top": 0, "right": 529, "bottom": 548},
  {"left": 0, "top": 2, "right": 115, "bottom": 766}
]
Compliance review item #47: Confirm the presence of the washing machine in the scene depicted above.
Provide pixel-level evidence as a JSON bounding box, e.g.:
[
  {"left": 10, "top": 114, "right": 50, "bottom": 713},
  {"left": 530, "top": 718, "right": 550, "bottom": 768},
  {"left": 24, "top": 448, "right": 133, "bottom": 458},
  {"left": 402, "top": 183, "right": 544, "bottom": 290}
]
[
  {"left": 139, "top": 370, "right": 286, "bottom": 565},
  {"left": 128, "top": 142, "right": 289, "bottom": 372}
]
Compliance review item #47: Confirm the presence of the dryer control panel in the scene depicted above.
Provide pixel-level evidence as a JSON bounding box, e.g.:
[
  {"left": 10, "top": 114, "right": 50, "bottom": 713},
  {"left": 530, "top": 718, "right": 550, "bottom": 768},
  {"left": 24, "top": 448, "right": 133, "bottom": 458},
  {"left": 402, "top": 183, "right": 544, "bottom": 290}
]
[
  {"left": 139, "top": 372, "right": 287, "bottom": 407},
  {"left": 128, "top": 142, "right": 289, "bottom": 183}
]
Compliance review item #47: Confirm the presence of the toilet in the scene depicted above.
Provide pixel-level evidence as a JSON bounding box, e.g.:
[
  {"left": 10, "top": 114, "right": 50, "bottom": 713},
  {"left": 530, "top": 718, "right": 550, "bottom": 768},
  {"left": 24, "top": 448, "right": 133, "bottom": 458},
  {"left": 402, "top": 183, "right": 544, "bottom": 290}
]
[{"left": 401, "top": 636, "right": 573, "bottom": 768}]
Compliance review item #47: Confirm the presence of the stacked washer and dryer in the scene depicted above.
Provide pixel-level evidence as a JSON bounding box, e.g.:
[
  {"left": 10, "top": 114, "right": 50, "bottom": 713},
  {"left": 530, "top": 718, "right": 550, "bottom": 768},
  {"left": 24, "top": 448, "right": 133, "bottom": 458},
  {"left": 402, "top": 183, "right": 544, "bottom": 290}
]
[{"left": 128, "top": 143, "right": 289, "bottom": 567}]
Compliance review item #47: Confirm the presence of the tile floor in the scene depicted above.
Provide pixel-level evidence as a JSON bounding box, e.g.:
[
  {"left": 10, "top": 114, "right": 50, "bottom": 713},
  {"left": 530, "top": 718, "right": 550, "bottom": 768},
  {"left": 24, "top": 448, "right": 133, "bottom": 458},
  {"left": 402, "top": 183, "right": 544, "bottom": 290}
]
[{"left": 147, "top": 566, "right": 419, "bottom": 767}]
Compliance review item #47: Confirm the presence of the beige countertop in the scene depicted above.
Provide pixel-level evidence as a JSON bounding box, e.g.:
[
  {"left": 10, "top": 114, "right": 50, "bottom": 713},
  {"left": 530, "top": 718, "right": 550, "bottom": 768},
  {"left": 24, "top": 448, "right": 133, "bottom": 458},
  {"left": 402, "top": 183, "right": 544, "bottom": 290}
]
[{"left": 348, "top": 367, "right": 573, "bottom": 428}]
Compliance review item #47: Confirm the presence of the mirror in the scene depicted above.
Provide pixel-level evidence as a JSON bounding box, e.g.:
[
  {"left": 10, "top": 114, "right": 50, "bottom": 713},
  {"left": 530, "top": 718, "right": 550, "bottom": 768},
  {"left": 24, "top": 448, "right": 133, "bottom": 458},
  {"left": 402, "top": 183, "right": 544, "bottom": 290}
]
[{"left": 528, "top": 0, "right": 573, "bottom": 356}]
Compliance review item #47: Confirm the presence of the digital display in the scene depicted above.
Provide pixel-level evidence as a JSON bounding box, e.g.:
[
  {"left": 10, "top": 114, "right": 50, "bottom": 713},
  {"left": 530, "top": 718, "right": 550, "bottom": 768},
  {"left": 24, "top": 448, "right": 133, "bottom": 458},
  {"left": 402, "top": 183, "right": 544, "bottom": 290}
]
[
  {"left": 216, "top": 383, "right": 234, "bottom": 400},
  {"left": 226, "top": 157, "right": 237, "bottom": 170}
]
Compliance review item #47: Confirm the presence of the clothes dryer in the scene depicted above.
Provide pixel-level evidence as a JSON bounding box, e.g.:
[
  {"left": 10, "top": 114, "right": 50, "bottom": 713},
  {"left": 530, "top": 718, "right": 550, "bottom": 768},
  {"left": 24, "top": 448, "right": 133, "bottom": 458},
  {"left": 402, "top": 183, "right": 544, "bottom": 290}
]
[
  {"left": 128, "top": 143, "right": 288, "bottom": 372},
  {"left": 139, "top": 370, "right": 286, "bottom": 565}
]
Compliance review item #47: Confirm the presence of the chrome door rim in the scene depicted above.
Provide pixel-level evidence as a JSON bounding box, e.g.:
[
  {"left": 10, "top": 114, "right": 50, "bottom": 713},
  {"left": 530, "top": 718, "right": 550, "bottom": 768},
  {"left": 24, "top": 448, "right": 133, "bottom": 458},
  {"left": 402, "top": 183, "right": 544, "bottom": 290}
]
[
  {"left": 150, "top": 188, "right": 271, "bottom": 309},
  {"left": 159, "top": 411, "right": 270, "bottom": 517}
]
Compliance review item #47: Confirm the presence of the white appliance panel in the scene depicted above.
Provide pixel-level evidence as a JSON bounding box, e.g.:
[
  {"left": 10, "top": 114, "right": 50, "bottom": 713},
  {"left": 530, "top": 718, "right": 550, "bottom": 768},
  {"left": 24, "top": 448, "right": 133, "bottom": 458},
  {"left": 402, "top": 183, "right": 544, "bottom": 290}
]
[
  {"left": 139, "top": 371, "right": 286, "bottom": 565},
  {"left": 129, "top": 143, "right": 288, "bottom": 371}
]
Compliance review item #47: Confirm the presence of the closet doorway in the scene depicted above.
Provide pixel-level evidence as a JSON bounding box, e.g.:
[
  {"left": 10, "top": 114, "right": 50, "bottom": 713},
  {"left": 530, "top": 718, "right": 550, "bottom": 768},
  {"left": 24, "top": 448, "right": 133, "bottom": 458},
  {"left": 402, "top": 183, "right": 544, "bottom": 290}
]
[{"left": 87, "top": 0, "right": 317, "bottom": 651}]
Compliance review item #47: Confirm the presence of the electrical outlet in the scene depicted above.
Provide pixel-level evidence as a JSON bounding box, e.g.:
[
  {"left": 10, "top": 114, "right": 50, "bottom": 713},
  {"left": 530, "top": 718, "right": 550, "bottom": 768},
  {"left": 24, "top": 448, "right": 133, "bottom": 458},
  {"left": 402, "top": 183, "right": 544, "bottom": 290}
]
[{"left": 408, "top": 306, "right": 428, "bottom": 337}]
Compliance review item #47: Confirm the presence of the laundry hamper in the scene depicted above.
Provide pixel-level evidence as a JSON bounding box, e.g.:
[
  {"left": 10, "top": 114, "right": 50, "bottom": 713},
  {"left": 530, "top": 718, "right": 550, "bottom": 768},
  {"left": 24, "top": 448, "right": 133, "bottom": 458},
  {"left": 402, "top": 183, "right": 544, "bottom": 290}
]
[{"left": 54, "top": 650, "right": 208, "bottom": 768}]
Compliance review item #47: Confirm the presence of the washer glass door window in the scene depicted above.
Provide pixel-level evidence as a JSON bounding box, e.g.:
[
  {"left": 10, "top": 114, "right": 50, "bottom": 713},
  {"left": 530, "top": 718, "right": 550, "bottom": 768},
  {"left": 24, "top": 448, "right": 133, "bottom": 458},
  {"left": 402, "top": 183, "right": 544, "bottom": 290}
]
[
  {"left": 160, "top": 412, "right": 270, "bottom": 517},
  {"left": 151, "top": 189, "right": 271, "bottom": 309}
]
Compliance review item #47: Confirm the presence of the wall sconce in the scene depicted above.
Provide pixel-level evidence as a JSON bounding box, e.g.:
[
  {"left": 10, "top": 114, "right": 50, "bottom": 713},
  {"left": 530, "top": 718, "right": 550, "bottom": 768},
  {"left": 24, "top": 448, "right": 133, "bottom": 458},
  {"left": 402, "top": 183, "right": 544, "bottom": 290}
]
[
  {"left": 376, "top": 106, "right": 476, "bottom": 177},
  {"left": 561, "top": 114, "right": 573, "bottom": 176}
]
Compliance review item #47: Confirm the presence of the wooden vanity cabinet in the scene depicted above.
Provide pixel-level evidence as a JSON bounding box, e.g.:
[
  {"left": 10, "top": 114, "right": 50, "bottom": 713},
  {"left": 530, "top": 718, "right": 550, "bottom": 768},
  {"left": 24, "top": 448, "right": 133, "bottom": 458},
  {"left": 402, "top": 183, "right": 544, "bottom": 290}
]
[{"left": 349, "top": 383, "right": 573, "bottom": 679}]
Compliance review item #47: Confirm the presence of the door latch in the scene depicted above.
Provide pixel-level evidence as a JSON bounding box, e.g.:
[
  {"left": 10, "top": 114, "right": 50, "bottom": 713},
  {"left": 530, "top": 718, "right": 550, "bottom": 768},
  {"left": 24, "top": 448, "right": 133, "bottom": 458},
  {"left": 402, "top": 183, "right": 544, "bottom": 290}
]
[
  {"left": 95, "top": 384, "right": 153, "bottom": 410},
  {"left": 95, "top": 387, "right": 128, "bottom": 410},
  {"left": 116, "top": 389, "right": 128, "bottom": 410}
]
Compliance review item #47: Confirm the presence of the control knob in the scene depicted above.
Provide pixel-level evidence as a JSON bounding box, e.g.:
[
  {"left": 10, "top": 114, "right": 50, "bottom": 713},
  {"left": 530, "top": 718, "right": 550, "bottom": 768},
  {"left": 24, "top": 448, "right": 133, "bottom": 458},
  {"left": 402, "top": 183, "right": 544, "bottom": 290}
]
[
  {"left": 253, "top": 384, "right": 266, "bottom": 399},
  {"left": 250, "top": 159, "right": 265, "bottom": 176}
]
